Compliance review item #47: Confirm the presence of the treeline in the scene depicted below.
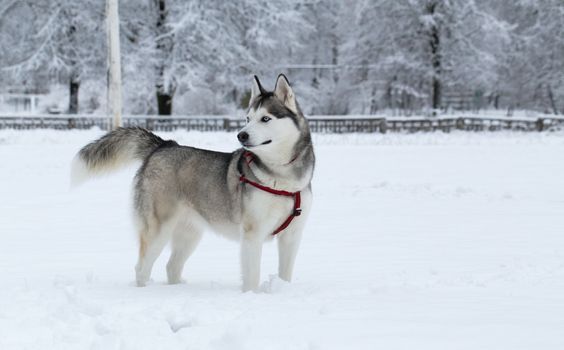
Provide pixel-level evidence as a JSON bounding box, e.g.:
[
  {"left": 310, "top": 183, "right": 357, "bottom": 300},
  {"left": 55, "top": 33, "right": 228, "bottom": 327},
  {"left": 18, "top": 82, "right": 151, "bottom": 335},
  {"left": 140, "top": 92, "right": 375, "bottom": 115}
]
[{"left": 0, "top": 0, "right": 562, "bottom": 115}]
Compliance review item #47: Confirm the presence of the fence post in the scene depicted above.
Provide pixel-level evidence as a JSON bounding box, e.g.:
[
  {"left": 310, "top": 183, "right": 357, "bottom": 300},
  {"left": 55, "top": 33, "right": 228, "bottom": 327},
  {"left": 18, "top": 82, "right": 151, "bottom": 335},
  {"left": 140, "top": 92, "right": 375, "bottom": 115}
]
[
  {"left": 68, "top": 117, "right": 75, "bottom": 129},
  {"left": 379, "top": 119, "right": 387, "bottom": 134},
  {"left": 536, "top": 118, "right": 544, "bottom": 132},
  {"left": 223, "top": 118, "right": 231, "bottom": 132},
  {"left": 456, "top": 117, "right": 464, "bottom": 130}
]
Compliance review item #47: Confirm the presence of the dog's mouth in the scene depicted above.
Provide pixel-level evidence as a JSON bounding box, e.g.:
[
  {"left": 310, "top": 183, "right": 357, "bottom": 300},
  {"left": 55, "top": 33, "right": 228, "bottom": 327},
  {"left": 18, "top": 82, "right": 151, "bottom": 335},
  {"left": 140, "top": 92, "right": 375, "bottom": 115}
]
[{"left": 243, "top": 140, "right": 272, "bottom": 148}]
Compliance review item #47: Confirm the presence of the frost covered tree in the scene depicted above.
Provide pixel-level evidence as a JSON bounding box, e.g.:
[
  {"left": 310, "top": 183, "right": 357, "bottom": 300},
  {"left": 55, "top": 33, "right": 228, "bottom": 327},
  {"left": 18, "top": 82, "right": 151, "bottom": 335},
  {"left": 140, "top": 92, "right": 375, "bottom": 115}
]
[
  {"left": 289, "top": 0, "right": 346, "bottom": 115},
  {"left": 0, "top": 0, "right": 105, "bottom": 113},
  {"left": 343, "top": 0, "right": 511, "bottom": 113},
  {"left": 491, "top": 0, "right": 563, "bottom": 114},
  {"left": 120, "top": 0, "right": 309, "bottom": 115}
]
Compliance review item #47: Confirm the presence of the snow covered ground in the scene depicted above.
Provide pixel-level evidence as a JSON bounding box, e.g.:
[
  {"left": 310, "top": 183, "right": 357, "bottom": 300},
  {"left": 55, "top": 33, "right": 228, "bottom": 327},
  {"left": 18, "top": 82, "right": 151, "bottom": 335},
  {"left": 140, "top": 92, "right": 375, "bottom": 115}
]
[{"left": 1, "top": 129, "right": 564, "bottom": 349}]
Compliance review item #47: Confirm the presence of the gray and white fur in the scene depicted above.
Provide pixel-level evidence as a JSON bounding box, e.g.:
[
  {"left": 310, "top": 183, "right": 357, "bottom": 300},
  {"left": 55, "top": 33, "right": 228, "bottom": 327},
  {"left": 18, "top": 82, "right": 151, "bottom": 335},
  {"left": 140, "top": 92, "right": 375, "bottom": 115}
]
[{"left": 72, "top": 74, "right": 315, "bottom": 292}]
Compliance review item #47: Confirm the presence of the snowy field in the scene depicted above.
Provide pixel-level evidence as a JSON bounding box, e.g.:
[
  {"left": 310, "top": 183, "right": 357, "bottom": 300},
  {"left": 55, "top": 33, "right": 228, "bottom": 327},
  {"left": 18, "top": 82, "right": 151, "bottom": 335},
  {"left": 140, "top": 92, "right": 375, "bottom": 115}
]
[{"left": 1, "top": 129, "right": 564, "bottom": 349}]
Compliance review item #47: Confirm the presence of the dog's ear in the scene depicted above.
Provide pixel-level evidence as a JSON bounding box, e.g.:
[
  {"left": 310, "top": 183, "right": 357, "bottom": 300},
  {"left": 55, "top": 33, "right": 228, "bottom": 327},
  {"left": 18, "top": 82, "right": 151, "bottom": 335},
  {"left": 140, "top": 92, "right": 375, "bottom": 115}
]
[
  {"left": 274, "top": 74, "right": 298, "bottom": 114},
  {"left": 249, "top": 75, "right": 266, "bottom": 108}
]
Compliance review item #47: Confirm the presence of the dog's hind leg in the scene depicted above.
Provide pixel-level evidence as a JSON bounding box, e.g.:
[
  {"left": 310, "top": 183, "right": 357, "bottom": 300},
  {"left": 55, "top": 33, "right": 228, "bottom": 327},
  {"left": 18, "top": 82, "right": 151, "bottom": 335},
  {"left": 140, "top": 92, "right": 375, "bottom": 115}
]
[
  {"left": 166, "top": 223, "right": 203, "bottom": 284},
  {"left": 135, "top": 216, "right": 174, "bottom": 287}
]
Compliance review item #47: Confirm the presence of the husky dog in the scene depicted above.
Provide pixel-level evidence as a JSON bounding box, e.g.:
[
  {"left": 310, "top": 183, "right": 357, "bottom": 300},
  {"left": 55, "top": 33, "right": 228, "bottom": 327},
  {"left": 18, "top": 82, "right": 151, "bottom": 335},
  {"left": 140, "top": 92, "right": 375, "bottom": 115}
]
[{"left": 72, "top": 74, "right": 315, "bottom": 292}]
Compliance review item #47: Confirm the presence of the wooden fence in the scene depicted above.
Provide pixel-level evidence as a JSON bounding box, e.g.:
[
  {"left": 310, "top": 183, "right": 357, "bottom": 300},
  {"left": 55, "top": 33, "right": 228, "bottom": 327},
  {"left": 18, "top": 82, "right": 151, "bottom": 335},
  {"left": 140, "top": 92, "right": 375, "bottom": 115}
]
[{"left": 0, "top": 114, "right": 563, "bottom": 133}]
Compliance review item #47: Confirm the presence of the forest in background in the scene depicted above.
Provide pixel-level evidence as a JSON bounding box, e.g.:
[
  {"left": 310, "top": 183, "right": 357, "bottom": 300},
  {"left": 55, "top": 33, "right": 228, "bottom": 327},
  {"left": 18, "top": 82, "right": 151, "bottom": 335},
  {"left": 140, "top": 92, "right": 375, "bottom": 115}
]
[{"left": 0, "top": 0, "right": 562, "bottom": 116}]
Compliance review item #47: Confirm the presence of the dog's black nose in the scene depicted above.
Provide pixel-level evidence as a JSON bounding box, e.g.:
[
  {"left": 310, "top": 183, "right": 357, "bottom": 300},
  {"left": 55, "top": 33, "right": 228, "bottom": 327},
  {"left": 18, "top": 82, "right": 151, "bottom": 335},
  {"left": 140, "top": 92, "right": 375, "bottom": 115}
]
[{"left": 238, "top": 131, "right": 249, "bottom": 143}]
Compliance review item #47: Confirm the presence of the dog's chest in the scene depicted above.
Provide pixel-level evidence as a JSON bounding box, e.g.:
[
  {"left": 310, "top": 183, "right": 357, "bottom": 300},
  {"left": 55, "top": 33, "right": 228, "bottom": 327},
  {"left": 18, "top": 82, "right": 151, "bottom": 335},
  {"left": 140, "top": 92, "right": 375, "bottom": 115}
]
[{"left": 242, "top": 189, "right": 294, "bottom": 233}]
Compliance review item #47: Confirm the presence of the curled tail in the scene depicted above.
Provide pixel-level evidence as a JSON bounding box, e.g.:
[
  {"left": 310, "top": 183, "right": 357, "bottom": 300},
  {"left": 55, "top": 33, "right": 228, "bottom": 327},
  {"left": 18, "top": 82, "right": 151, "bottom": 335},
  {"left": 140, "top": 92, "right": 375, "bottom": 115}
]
[{"left": 71, "top": 127, "right": 172, "bottom": 186}]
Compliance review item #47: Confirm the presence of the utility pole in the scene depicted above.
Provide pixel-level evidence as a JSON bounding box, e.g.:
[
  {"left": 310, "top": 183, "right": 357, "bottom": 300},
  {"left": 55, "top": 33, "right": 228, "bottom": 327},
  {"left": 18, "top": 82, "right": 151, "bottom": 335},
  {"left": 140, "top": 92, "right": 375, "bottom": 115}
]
[{"left": 106, "top": 0, "right": 122, "bottom": 129}]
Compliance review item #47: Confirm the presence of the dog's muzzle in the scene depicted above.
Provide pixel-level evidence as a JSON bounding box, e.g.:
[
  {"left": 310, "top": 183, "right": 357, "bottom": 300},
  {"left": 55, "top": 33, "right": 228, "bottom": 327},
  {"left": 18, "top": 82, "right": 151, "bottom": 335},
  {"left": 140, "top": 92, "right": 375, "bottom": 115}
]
[{"left": 237, "top": 131, "right": 249, "bottom": 143}]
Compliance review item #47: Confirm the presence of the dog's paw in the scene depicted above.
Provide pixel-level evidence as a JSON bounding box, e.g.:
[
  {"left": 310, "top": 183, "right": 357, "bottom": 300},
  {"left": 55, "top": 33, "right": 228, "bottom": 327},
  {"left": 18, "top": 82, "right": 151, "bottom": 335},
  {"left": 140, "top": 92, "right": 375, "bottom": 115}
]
[
  {"left": 241, "top": 284, "right": 260, "bottom": 293},
  {"left": 259, "top": 275, "right": 290, "bottom": 294},
  {"left": 135, "top": 278, "right": 154, "bottom": 287},
  {"left": 136, "top": 280, "right": 147, "bottom": 287},
  {"left": 167, "top": 278, "right": 186, "bottom": 285}
]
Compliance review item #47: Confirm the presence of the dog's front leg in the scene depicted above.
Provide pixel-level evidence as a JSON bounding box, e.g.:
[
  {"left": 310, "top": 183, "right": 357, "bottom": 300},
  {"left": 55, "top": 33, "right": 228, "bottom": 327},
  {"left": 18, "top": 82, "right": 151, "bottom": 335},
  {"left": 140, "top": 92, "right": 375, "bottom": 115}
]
[
  {"left": 277, "top": 190, "right": 311, "bottom": 282},
  {"left": 277, "top": 227, "right": 304, "bottom": 282},
  {"left": 240, "top": 232, "right": 263, "bottom": 292}
]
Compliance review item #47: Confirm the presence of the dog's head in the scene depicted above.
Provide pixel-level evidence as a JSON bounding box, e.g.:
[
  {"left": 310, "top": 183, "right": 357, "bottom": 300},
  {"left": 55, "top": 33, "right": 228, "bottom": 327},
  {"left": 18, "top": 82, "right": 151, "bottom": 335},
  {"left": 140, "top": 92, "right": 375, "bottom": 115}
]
[{"left": 238, "top": 74, "right": 307, "bottom": 164}]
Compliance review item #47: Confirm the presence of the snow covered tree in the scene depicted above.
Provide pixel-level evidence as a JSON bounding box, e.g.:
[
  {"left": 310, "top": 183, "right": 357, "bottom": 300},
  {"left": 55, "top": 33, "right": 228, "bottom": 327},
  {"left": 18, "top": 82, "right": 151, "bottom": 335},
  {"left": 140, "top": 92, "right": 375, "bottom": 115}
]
[
  {"left": 343, "top": 0, "right": 511, "bottom": 113},
  {"left": 120, "top": 0, "right": 309, "bottom": 115},
  {"left": 491, "top": 0, "right": 563, "bottom": 114},
  {"left": 287, "top": 0, "right": 346, "bottom": 115},
  {"left": 0, "top": 0, "right": 105, "bottom": 113}
]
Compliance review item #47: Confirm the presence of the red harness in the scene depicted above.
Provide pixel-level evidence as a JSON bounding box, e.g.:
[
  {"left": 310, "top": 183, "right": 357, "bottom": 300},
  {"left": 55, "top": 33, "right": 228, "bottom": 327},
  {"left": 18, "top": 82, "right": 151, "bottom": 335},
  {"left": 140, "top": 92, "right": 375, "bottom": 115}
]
[{"left": 240, "top": 151, "right": 302, "bottom": 235}]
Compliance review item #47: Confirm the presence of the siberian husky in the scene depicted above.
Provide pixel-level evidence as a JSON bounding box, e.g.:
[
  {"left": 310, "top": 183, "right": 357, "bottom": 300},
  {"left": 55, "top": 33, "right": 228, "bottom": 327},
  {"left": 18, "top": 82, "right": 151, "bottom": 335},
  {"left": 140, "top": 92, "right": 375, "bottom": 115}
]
[{"left": 72, "top": 74, "right": 315, "bottom": 292}]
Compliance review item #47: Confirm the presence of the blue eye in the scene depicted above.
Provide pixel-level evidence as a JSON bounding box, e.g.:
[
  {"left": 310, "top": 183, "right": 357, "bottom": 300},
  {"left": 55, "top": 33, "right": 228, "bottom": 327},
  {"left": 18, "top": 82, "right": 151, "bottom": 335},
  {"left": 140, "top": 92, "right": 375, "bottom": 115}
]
[{"left": 261, "top": 116, "right": 271, "bottom": 122}]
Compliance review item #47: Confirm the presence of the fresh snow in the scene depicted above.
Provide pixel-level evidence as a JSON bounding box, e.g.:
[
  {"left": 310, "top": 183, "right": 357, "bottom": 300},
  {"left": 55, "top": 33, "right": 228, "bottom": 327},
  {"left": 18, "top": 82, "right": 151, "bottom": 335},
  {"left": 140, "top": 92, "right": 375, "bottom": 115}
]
[{"left": 1, "top": 129, "right": 564, "bottom": 349}]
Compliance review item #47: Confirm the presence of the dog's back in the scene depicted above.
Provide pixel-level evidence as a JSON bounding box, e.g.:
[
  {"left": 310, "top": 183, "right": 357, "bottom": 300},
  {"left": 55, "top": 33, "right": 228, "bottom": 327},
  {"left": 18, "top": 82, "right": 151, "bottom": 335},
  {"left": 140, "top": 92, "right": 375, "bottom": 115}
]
[{"left": 134, "top": 144, "right": 243, "bottom": 237}]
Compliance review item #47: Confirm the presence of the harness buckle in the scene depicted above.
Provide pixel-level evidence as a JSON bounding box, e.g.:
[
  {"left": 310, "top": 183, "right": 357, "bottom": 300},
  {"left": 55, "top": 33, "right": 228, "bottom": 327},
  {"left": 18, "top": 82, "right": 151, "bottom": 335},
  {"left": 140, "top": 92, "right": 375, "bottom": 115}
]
[{"left": 294, "top": 208, "right": 302, "bottom": 216}]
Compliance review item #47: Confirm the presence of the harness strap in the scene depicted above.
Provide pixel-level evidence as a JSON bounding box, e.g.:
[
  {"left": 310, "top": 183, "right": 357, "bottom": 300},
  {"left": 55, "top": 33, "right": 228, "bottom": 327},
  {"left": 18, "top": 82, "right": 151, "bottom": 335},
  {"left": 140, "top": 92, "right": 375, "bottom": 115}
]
[
  {"left": 239, "top": 174, "right": 302, "bottom": 236},
  {"left": 272, "top": 191, "right": 301, "bottom": 235},
  {"left": 243, "top": 151, "right": 255, "bottom": 165}
]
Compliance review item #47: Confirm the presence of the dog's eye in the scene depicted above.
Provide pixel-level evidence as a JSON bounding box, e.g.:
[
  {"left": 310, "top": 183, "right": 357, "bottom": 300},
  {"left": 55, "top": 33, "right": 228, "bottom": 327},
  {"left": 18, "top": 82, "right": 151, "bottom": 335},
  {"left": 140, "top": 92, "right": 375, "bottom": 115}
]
[
  {"left": 261, "top": 116, "right": 271, "bottom": 123},
  {"left": 246, "top": 117, "right": 250, "bottom": 123}
]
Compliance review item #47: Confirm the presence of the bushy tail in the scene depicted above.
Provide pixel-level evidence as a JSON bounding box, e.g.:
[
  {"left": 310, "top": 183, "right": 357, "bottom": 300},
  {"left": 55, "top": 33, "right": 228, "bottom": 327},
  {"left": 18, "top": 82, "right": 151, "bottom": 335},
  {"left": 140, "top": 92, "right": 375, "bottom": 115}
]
[{"left": 71, "top": 127, "right": 169, "bottom": 186}]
